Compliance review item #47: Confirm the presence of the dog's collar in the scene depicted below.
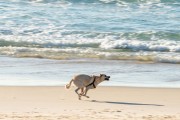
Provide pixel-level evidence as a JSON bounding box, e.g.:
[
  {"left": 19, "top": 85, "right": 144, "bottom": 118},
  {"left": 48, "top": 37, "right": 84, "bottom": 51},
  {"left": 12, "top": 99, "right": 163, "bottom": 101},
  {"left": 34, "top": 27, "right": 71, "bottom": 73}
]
[{"left": 86, "top": 77, "right": 96, "bottom": 88}]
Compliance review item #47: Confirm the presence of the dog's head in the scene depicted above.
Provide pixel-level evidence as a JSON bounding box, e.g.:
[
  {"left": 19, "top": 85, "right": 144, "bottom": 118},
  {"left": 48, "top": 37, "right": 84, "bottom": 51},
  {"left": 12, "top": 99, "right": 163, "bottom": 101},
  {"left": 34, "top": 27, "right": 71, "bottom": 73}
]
[{"left": 100, "top": 74, "right": 110, "bottom": 81}]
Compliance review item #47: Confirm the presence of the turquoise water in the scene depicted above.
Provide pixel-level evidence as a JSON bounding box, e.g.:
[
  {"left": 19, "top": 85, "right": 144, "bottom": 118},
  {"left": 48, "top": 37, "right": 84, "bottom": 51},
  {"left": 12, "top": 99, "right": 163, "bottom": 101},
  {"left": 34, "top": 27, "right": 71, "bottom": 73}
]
[
  {"left": 0, "top": 0, "right": 180, "bottom": 63},
  {"left": 0, "top": 0, "right": 180, "bottom": 87}
]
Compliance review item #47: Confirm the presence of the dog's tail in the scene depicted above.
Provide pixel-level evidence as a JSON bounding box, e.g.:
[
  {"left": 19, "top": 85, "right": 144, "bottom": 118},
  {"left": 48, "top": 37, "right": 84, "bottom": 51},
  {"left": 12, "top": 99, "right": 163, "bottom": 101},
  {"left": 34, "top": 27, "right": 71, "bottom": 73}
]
[{"left": 65, "top": 79, "right": 73, "bottom": 89}]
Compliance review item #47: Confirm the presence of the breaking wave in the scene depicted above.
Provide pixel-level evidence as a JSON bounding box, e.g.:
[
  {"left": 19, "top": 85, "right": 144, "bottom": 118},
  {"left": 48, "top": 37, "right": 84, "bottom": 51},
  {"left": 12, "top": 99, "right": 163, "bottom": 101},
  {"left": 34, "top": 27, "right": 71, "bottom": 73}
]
[
  {"left": 0, "top": 0, "right": 179, "bottom": 64},
  {"left": 1, "top": 38, "right": 180, "bottom": 64}
]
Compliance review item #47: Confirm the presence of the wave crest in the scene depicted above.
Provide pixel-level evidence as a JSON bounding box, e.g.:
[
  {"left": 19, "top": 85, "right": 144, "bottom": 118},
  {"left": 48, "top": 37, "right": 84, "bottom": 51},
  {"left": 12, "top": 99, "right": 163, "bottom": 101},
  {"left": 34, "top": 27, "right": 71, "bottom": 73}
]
[
  {"left": 1, "top": 46, "right": 180, "bottom": 64},
  {"left": 100, "top": 40, "right": 180, "bottom": 52},
  {"left": 1, "top": 39, "right": 180, "bottom": 52}
]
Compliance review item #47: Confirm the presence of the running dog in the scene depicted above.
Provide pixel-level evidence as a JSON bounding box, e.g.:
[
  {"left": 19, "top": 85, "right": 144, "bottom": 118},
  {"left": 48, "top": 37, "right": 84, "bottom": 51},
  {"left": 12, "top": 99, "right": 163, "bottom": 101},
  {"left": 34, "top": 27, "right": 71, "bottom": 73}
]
[{"left": 65, "top": 74, "right": 110, "bottom": 100}]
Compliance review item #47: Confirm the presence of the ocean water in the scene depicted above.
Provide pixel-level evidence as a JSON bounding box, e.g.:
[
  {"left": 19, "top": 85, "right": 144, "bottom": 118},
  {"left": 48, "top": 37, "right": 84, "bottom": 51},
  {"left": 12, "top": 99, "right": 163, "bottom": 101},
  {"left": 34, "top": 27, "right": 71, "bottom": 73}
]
[{"left": 0, "top": 0, "right": 180, "bottom": 87}]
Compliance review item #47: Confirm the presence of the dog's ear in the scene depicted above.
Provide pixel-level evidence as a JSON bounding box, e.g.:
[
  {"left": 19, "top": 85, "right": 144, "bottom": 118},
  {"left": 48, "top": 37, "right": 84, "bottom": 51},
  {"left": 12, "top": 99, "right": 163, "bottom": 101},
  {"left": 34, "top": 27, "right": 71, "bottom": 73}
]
[{"left": 100, "top": 74, "right": 104, "bottom": 77}]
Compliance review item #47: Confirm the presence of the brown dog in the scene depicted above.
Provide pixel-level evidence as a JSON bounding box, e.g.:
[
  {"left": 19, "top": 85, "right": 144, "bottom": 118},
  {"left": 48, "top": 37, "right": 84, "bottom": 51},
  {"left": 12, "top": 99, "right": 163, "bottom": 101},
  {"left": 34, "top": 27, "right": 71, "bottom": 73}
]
[{"left": 65, "top": 74, "right": 110, "bottom": 100}]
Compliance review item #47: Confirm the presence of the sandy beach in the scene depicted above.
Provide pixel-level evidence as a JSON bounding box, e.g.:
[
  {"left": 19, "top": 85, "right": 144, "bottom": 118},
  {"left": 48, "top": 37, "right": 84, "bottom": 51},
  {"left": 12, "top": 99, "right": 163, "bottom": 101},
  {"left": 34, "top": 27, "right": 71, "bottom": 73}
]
[
  {"left": 0, "top": 86, "right": 179, "bottom": 120},
  {"left": 0, "top": 0, "right": 180, "bottom": 119}
]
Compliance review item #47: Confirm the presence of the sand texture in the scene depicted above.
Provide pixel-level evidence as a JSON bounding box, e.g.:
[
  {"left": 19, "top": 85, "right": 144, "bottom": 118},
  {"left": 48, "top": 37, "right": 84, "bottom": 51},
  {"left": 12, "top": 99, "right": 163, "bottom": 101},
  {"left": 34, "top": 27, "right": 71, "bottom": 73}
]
[{"left": 0, "top": 86, "right": 180, "bottom": 120}]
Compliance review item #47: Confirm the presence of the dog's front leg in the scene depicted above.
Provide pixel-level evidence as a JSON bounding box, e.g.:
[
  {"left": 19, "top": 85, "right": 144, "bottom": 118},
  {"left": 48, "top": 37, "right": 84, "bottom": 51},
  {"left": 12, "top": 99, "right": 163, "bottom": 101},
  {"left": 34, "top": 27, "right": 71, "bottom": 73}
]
[
  {"left": 82, "top": 87, "right": 90, "bottom": 98},
  {"left": 79, "top": 88, "right": 85, "bottom": 95}
]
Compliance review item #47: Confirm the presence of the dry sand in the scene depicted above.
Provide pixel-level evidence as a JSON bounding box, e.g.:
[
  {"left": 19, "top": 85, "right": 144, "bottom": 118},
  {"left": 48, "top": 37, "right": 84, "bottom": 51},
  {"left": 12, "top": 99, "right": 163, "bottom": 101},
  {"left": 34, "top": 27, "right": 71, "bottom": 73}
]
[{"left": 0, "top": 86, "right": 180, "bottom": 120}]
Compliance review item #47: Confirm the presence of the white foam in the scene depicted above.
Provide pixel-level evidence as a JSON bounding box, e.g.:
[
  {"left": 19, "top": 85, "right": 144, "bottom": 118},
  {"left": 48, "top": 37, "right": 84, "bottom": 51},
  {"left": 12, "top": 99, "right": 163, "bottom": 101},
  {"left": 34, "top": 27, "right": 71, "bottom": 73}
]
[
  {"left": 100, "top": 40, "right": 180, "bottom": 52},
  {"left": 1, "top": 46, "right": 180, "bottom": 64}
]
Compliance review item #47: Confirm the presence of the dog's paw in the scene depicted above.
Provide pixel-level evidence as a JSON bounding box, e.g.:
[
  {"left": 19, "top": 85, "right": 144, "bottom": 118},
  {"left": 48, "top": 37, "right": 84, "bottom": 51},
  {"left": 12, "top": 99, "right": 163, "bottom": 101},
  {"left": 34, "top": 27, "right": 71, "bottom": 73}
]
[{"left": 78, "top": 96, "right": 82, "bottom": 100}]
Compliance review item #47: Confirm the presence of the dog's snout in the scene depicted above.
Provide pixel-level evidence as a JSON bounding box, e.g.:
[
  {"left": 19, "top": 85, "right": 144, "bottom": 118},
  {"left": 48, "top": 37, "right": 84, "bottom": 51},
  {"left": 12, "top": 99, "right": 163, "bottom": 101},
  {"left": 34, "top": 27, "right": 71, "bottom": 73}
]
[
  {"left": 105, "top": 76, "right": 110, "bottom": 81},
  {"left": 106, "top": 76, "right": 110, "bottom": 78}
]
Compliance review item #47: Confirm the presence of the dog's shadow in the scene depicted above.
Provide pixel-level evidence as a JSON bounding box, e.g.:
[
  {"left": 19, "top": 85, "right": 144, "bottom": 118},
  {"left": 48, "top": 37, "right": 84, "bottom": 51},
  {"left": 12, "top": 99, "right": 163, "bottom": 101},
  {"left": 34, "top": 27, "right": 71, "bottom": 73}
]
[{"left": 85, "top": 100, "right": 164, "bottom": 106}]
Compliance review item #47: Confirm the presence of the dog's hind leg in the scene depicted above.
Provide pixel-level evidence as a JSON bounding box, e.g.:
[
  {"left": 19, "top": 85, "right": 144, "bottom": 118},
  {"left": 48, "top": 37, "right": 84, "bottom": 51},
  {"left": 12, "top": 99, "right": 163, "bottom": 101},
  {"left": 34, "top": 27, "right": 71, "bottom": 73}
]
[{"left": 75, "top": 88, "right": 82, "bottom": 100}]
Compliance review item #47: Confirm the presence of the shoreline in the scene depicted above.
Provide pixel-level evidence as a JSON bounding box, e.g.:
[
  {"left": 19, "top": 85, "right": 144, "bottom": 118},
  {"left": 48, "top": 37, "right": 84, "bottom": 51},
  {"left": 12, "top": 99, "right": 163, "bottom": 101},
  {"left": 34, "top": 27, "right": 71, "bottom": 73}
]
[
  {"left": 0, "top": 86, "right": 180, "bottom": 119},
  {"left": 1, "top": 85, "right": 180, "bottom": 89},
  {"left": 1, "top": 56, "right": 180, "bottom": 88}
]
